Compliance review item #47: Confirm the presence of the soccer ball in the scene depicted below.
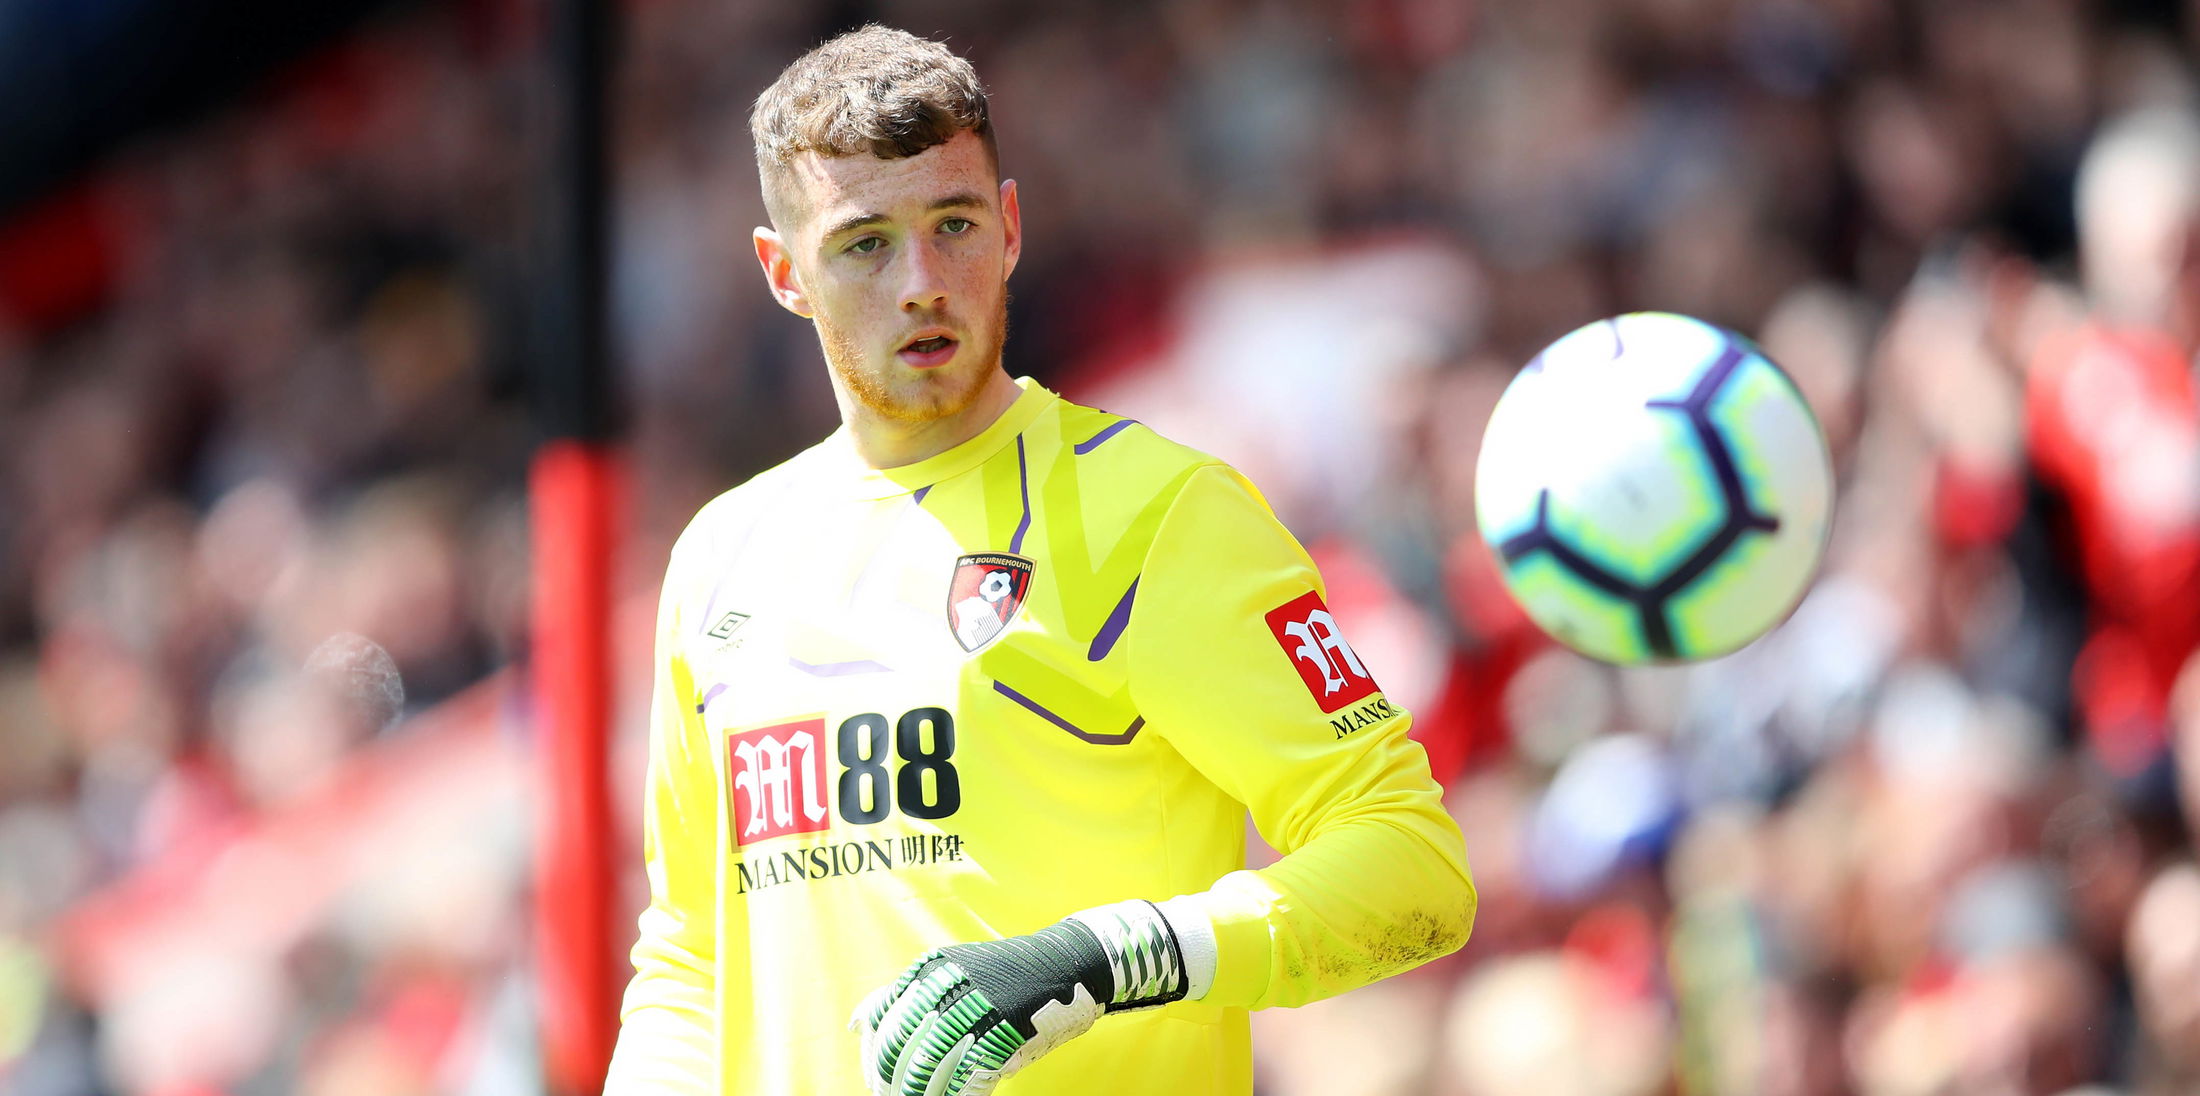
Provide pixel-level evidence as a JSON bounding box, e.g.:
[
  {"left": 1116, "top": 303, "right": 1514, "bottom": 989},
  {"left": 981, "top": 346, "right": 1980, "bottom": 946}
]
[{"left": 1474, "top": 312, "right": 1833, "bottom": 664}]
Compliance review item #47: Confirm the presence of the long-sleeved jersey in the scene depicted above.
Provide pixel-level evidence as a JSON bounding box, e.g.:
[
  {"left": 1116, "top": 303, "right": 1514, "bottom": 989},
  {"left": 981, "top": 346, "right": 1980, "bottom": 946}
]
[{"left": 605, "top": 378, "right": 1476, "bottom": 1094}]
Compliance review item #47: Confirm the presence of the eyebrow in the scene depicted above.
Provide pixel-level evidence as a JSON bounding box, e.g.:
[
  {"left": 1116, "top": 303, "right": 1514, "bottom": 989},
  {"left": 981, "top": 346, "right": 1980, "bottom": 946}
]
[{"left": 821, "top": 192, "right": 989, "bottom": 241}]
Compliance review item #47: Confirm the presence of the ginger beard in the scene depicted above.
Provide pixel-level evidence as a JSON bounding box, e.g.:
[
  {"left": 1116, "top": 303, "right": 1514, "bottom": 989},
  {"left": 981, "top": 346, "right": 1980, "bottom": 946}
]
[{"left": 817, "top": 290, "right": 1010, "bottom": 426}]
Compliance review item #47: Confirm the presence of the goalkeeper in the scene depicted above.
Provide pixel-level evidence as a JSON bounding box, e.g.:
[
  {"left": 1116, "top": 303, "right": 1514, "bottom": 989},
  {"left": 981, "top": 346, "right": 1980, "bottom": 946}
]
[{"left": 605, "top": 24, "right": 1476, "bottom": 1096}]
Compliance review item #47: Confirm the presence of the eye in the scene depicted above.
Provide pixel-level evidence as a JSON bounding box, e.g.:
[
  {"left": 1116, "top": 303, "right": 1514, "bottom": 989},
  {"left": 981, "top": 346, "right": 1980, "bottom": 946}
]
[
  {"left": 846, "top": 236, "right": 884, "bottom": 255},
  {"left": 940, "top": 217, "right": 974, "bottom": 234}
]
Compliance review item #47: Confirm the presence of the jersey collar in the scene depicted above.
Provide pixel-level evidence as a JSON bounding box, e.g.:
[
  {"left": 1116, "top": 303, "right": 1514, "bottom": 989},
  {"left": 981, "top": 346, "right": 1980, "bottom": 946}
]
[{"left": 831, "top": 377, "right": 1056, "bottom": 500}]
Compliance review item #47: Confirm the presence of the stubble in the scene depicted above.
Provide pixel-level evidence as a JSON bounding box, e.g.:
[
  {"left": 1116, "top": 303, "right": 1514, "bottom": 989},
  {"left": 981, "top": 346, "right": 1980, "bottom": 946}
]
[{"left": 819, "top": 294, "right": 1011, "bottom": 426}]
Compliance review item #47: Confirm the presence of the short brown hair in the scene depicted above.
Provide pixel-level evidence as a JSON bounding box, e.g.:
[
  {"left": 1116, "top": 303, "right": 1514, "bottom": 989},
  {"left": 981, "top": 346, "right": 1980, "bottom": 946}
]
[{"left": 751, "top": 25, "right": 998, "bottom": 228}]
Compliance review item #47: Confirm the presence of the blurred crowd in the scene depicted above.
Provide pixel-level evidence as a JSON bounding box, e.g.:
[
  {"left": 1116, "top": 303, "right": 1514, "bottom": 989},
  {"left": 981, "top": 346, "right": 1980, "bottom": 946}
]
[{"left": 1, "top": 0, "right": 2198, "bottom": 1094}]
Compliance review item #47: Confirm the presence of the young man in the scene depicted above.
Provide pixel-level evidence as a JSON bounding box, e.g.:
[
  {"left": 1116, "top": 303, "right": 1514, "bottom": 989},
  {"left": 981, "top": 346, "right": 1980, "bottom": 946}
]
[{"left": 604, "top": 25, "right": 1475, "bottom": 1096}]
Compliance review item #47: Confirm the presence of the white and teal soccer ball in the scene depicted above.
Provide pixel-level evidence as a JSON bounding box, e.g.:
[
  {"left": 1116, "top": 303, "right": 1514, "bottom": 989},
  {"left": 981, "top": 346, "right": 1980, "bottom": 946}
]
[{"left": 1475, "top": 312, "right": 1833, "bottom": 664}]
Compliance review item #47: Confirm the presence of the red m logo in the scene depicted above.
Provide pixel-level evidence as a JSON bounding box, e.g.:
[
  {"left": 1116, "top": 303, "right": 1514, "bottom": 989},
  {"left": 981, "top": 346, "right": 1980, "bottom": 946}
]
[
  {"left": 726, "top": 719, "right": 830, "bottom": 844},
  {"left": 1264, "top": 592, "right": 1380, "bottom": 714}
]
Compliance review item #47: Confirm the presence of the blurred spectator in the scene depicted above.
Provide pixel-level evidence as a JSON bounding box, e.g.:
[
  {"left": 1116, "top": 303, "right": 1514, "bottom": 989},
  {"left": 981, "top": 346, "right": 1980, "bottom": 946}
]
[
  {"left": 2025, "top": 104, "right": 2200, "bottom": 785},
  {"left": 2124, "top": 861, "right": 2200, "bottom": 1093}
]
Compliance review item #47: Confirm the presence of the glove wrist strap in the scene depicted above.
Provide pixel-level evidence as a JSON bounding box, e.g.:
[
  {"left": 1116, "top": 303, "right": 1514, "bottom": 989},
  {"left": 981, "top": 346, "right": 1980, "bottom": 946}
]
[
  {"left": 1064, "top": 899, "right": 1186, "bottom": 1011},
  {"left": 1151, "top": 894, "right": 1219, "bottom": 1002}
]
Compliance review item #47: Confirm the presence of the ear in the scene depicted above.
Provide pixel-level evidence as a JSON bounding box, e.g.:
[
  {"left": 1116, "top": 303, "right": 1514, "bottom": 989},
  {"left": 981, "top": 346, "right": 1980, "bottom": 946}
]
[
  {"left": 999, "top": 178, "right": 1023, "bottom": 283},
  {"left": 754, "top": 226, "right": 812, "bottom": 318}
]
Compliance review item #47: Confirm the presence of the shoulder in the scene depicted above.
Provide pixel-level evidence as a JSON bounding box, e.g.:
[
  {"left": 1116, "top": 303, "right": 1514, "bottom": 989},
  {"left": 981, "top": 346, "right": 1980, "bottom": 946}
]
[
  {"left": 665, "top": 440, "right": 829, "bottom": 574},
  {"left": 1040, "top": 396, "right": 1254, "bottom": 508}
]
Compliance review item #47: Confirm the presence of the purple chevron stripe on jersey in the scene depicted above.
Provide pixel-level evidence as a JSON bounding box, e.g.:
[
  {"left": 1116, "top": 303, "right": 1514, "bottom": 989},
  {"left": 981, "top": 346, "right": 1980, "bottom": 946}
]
[
  {"left": 1073, "top": 418, "right": 1139, "bottom": 455},
  {"left": 991, "top": 679, "right": 1144, "bottom": 745},
  {"left": 1087, "top": 577, "right": 1138, "bottom": 662},
  {"left": 695, "top": 682, "right": 728, "bottom": 715},
  {"left": 912, "top": 484, "right": 930, "bottom": 504},
  {"left": 787, "top": 656, "right": 893, "bottom": 677},
  {"left": 1009, "top": 435, "right": 1033, "bottom": 554}
]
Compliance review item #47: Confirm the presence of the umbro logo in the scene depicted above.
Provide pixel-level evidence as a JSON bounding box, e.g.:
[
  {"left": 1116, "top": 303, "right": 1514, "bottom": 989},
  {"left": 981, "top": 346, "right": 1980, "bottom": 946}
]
[{"left": 707, "top": 611, "right": 751, "bottom": 641}]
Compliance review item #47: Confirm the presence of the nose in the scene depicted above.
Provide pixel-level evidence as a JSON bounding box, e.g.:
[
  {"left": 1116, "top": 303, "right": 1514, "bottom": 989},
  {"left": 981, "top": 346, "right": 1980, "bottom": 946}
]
[{"left": 899, "top": 239, "right": 949, "bottom": 313}]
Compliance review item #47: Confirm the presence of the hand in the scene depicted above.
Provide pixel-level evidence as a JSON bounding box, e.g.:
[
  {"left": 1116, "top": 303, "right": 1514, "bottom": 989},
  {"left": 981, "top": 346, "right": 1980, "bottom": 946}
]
[{"left": 851, "top": 900, "right": 1189, "bottom": 1096}]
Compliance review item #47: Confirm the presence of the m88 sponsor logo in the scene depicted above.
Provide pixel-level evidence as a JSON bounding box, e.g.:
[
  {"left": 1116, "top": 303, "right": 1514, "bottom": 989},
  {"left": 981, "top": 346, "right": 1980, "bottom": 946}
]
[{"left": 725, "top": 708, "right": 962, "bottom": 846}]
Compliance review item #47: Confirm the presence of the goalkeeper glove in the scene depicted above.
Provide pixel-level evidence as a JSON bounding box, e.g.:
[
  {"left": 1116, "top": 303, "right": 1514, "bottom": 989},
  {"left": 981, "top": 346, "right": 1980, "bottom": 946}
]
[{"left": 851, "top": 898, "right": 1215, "bottom": 1096}]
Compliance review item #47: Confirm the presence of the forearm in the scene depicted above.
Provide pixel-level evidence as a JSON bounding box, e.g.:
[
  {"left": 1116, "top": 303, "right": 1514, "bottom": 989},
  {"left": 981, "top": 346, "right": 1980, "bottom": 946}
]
[{"left": 1163, "top": 784, "right": 1476, "bottom": 1011}]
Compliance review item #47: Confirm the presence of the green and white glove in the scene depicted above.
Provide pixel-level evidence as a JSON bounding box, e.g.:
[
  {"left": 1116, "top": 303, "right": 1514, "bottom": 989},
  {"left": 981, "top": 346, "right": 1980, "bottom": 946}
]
[{"left": 851, "top": 899, "right": 1216, "bottom": 1096}]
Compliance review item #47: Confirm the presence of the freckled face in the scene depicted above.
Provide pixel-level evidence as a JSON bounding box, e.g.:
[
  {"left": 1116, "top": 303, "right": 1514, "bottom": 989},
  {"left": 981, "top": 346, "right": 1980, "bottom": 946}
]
[{"left": 778, "top": 131, "right": 1021, "bottom": 426}]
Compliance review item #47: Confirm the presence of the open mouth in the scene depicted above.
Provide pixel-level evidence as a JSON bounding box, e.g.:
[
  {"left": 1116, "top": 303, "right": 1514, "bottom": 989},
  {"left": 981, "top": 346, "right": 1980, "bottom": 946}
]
[{"left": 898, "top": 333, "right": 958, "bottom": 366}]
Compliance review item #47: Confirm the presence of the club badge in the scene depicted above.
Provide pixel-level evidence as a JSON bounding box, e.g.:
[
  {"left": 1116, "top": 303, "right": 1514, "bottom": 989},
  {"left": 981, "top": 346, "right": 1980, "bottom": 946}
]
[{"left": 947, "top": 553, "right": 1034, "bottom": 652}]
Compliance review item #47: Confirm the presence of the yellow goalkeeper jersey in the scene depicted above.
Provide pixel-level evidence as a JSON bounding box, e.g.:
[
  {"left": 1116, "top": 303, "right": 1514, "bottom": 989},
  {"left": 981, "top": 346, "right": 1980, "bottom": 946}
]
[{"left": 606, "top": 378, "right": 1475, "bottom": 1095}]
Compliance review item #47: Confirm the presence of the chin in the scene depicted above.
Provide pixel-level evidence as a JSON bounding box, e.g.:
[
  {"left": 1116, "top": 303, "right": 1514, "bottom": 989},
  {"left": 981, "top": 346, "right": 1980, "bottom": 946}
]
[
  {"left": 855, "top": 359, "right": 991, "bottom": 424},
  {"left": 821, "top": 310, "right": 1006, "bottom": 425}
]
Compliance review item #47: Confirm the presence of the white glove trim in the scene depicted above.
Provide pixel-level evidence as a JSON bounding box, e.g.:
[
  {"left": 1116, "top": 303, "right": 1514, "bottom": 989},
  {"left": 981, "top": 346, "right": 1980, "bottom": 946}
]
[{"left": 1153, "top": 895, "right": 1219, "bottom": 1002}]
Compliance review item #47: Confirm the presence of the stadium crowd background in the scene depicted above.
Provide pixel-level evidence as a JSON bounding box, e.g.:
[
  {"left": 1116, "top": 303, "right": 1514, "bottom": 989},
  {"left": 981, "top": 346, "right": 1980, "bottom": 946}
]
[{"left": 3, "top": 0, "right": 2199, "bottom": 1093}]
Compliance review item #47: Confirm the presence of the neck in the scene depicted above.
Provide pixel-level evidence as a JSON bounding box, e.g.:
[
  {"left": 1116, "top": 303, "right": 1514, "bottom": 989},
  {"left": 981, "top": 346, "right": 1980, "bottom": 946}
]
[{"left": 842, "top": 370, "right": 1024, "bottom": 469}]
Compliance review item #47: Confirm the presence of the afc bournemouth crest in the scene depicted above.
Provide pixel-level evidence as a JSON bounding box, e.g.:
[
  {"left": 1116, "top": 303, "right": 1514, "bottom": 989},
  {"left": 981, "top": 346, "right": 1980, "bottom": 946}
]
[{"left": 947, "top": 553, "right": 1034, "bottom": 652}]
